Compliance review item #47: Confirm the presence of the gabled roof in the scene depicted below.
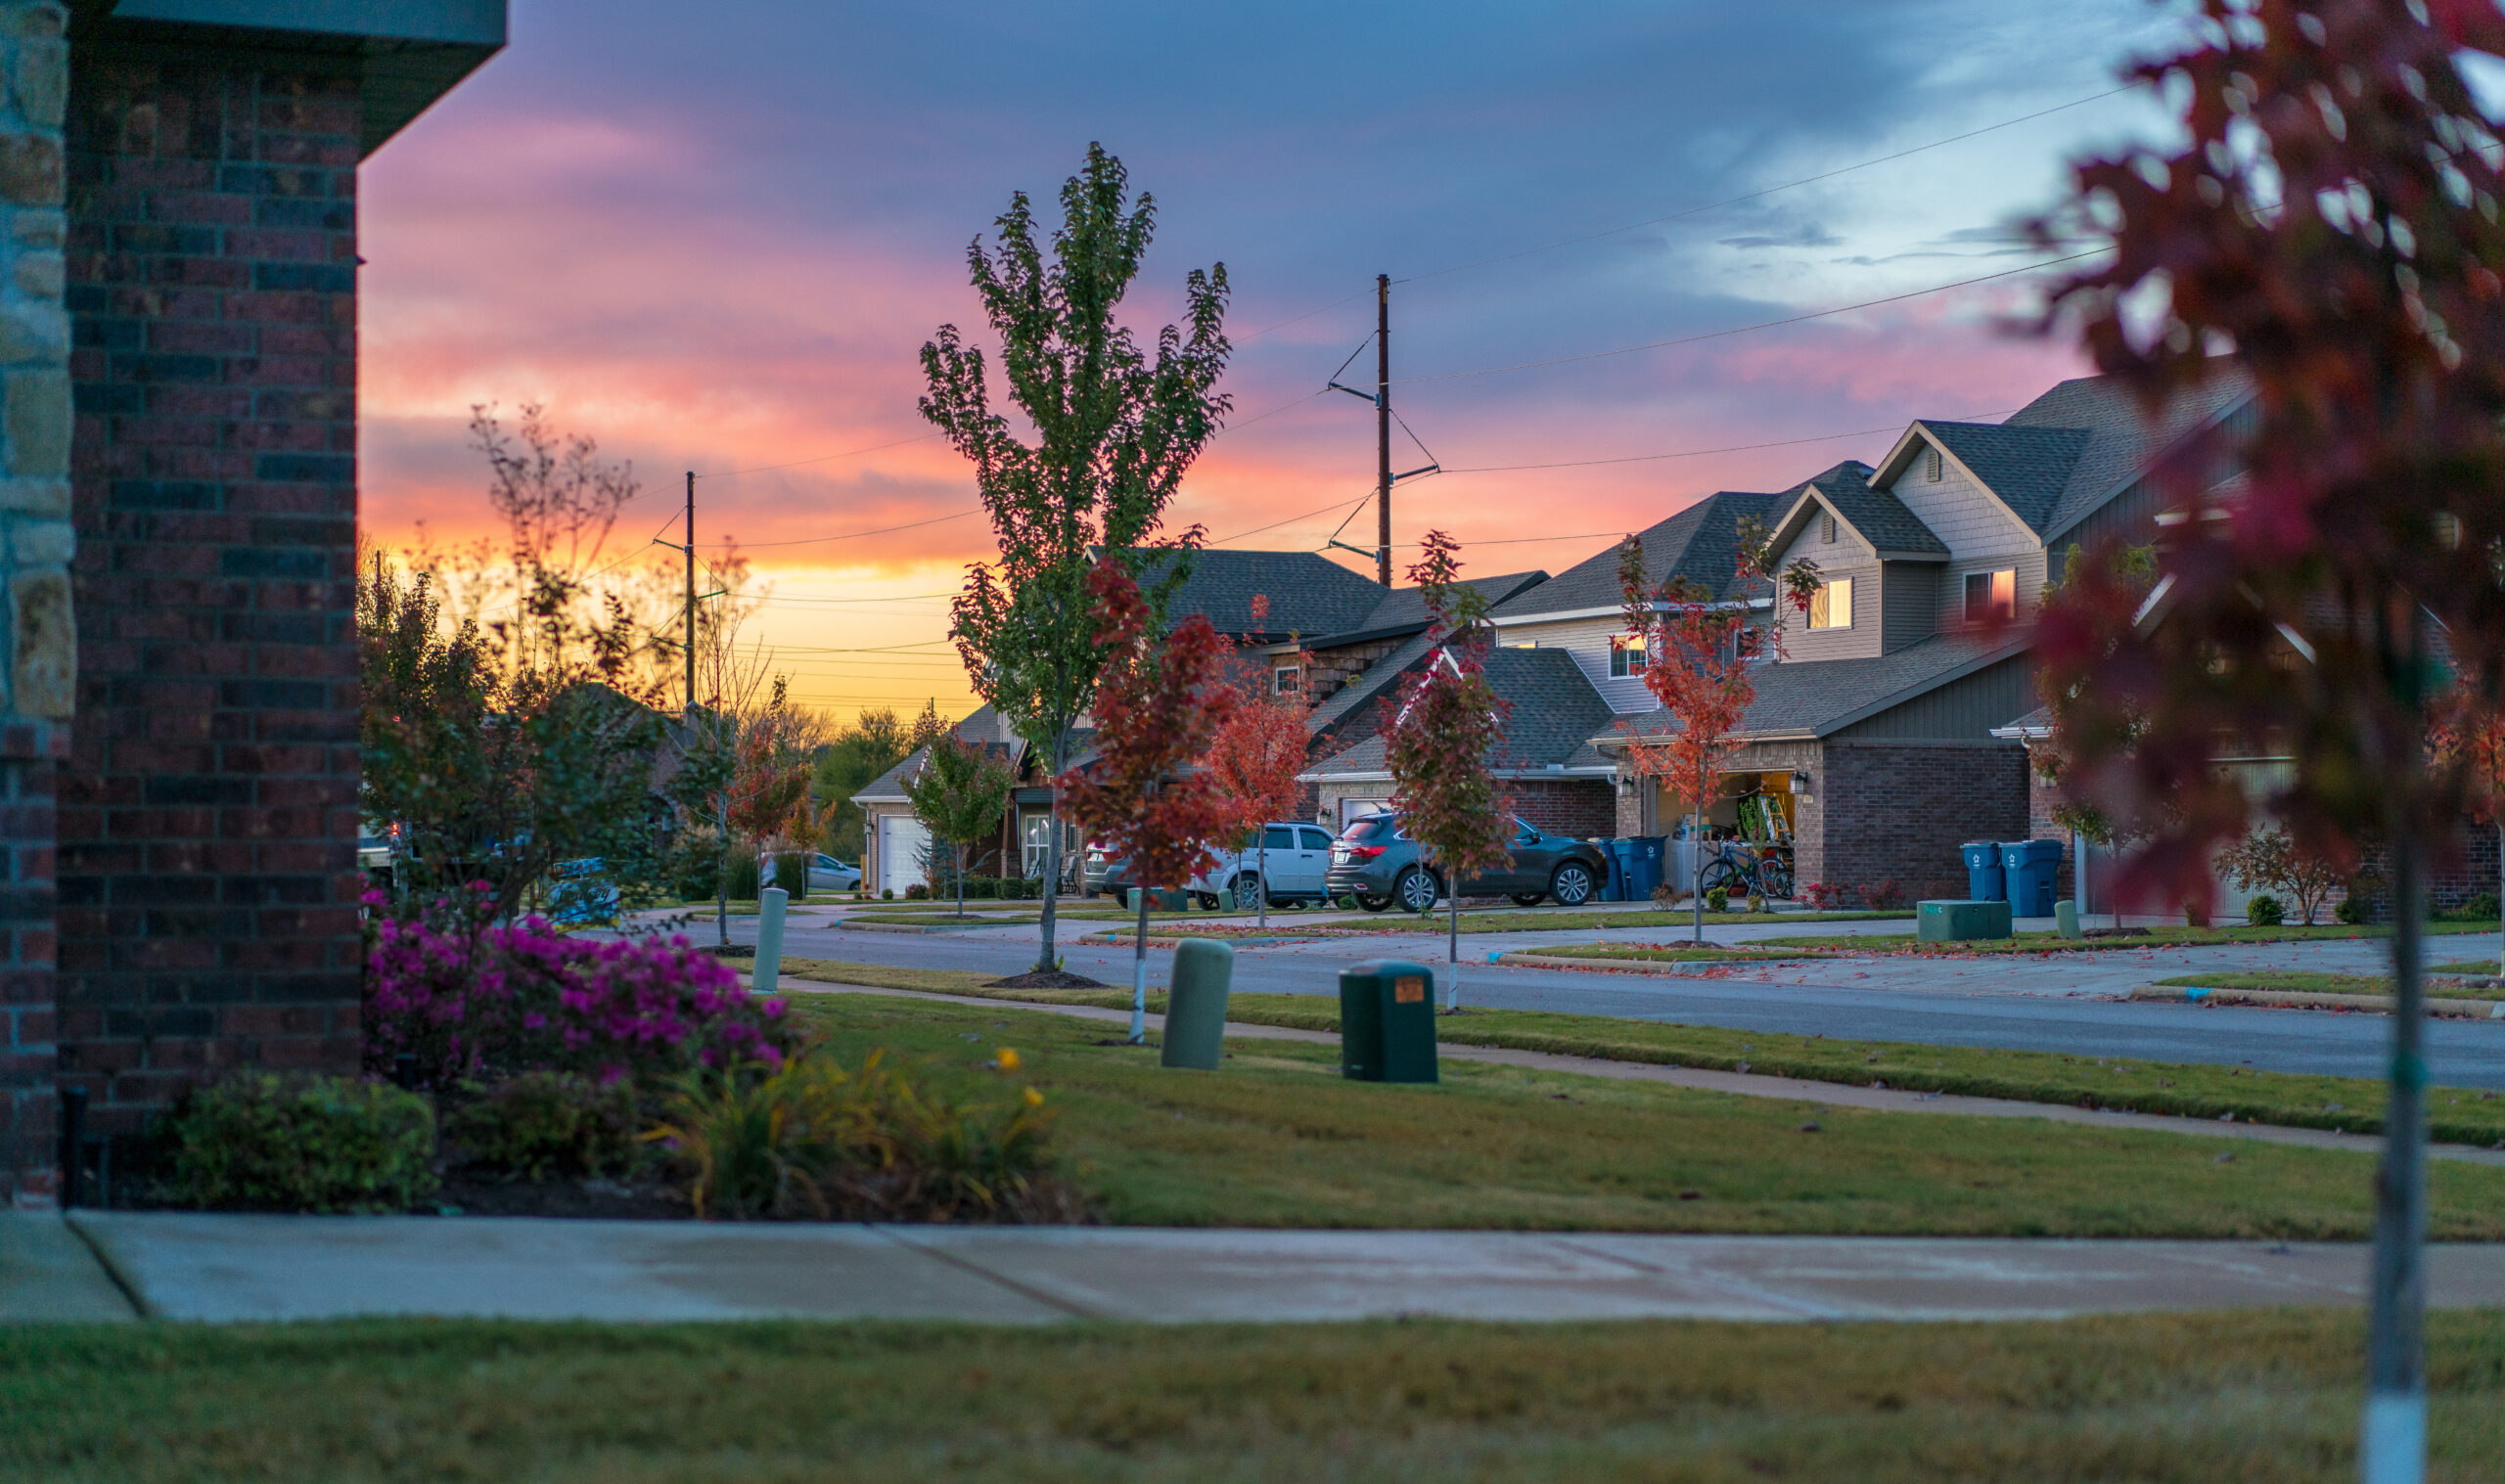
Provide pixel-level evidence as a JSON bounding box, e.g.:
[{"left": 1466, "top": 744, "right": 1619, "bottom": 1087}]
[
  {"left": 1768, "top": 460, "right": 1946, "bottom": 561},
  {"left": 849, "top": 704, "right": 1026, "bottom": 804},
  {"left": 1491, "top": 490, "right": 1777, "bottom": 620},
  {"left": 1301, "top": 647, "right": 1618, "bottom": 780},
  {"left": 1301, "top": 569, "right": 1549, "bottom": 649},
  {"left": 1606, "top": 630, "right": 2031, "bottom": 743},
  {"left": 1299, "top": 572, "right": 1556, "bottom": 749},
  {"left": 1910, "top": 422, "right": 2093, "bottom": 533},
  {"left": 2006, "top": 365, "right": 2254, "bottom": 541},
  {"left": 1135, "top": 548, "right": 1388, "bottom": 641}
]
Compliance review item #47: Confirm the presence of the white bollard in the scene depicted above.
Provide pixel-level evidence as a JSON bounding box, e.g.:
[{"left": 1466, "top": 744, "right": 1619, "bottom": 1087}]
[{"left": 755, "top": 886, "right": 787, "bottom": 994}]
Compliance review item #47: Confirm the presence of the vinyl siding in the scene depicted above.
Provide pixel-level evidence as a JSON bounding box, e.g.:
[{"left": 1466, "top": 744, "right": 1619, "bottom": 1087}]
[
  {"left": 1881, "top": 436, "right": 2047, "bottom": 629},
  {"left": 1773, "top": 562, "right": 1881, "bottom": 661},
  {"left": 1829, "top": 653, "right": 2040, "bottom": 742},
  {"left": 1490, "top": 611, "right": 1661, "bottom": 714},
  {"left": 1880, "top": 561, "right": 1938, "bottom": 652}
]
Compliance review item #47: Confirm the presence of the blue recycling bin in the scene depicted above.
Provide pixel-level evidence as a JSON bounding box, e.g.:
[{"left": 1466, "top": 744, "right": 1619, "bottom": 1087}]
[
  {"left": 2001, "top": 838, "right": 2063, "bottom": 918},
  {"left": 1597, "top": 840, "right": 1628, "bottom": 902},
  {"left": 1961, "top": 841, "right": 2005, "bottom": 903},
  {"left": 1621, "top": 836, "right": 1666, "bottom": 902}
]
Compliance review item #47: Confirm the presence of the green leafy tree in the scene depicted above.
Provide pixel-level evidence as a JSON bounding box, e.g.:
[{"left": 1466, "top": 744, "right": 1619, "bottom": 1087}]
[
  {"left": 813, "top": 703, "right": 938, "bottom": 862},
  {"left": 1381, "top": 533, "right": 1513, "bottom": 1007},
  {"left": 921, "top": 143, "right": 1232, "bottom": 975},
  {"left": 902, "top": 732, "right": 1019, "bottom": 918}
]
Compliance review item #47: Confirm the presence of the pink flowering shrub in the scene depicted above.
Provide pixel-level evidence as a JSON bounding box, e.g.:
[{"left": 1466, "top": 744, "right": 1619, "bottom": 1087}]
[{"left": 365, "top": 885, "right": 792, "bottom": 1088}]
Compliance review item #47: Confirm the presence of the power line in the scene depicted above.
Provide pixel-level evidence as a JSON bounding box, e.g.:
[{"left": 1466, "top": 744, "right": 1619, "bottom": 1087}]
[
  {"left": 694, "top": 508, "right": 981, "bottom": 552},
  {"left": 690, "top": 431, "right": 941, "bottom": 480},
  {"left": 1392, "top": 85, "right": 2141, "bottom": 288},
  {"left": 1397, "top": 249, "right": 2108, "bottom": 385},
  {"left": 1208, "top": 487, "right": 1377, "bottom": 547},
  {"left": 1438, "top": 410, "right": 2018, "bottom": 473}
]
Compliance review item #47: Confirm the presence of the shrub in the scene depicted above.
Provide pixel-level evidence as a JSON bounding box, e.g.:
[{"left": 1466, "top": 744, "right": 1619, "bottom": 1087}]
[
  {"left": 769, "top": 852, "right": 808, "bottom": 897},
  {"left": 648, "top": 1048, "right": 1078, "bottom": 1222},
  {"left": 881, "top": 888, "right": 894, "bottom": 901},
  {"left": 1746, "top": 891, "right": 1766, "bottom": 914},
  {"left": 445, "top": 1071, "right": 638, "bottom": 1182},
  {"left": 161, "top": 1073, "right": 437, "bottom": 1214},
  {"left": 1863, "top": 878, "right": 1907, "bottom": 911},
  {"left": 2455, "top": 891, "right": 2499, "bottom": 922},
  {"left": 1705, "top": 885, "right": 1729, "bottom": 913},
  {"left": 2335, "top": 894, "right": 2368, "bottom": 925},
  {"left": 2245, "top": 894, "right": 2286, "bottom": 927},
  {"left": 365, "top": 887, "right": 796, "bottom": 1089},
  {"left": 905, "top": 882, "right": 931, "bottom": 901},
  {"left": 1797, "top": 880, "right": 1844, "bottom": 911},
  {"left": 726, "top": 851, "right": 763, "bottom": 901},
  {"left": 962, "top": 876, "right": 998, "bottom": 900}
]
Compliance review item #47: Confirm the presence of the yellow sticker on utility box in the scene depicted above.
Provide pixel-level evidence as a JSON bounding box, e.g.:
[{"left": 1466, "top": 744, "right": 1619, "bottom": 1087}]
[{"left": 1393, "top": 976, "right": 1426, "bottom": 1004}]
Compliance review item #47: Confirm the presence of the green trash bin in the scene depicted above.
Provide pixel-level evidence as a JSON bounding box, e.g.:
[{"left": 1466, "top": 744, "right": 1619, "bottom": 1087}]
[
  {"left": 1339, "top": 959, "right": 1438, "bottom": 1084},
  {"left": 1917, "top": 898, "right": 2013, "bottom": 942},
  {"left": 1161, "top": 938, "right": 1233, "bottom": 1070}
]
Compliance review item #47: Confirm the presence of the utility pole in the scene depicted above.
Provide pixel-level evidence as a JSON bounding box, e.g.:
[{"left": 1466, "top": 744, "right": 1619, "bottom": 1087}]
[
  {"left": 684, "top": 470, "right": 696, "bottom": 716},
  {"left": 1375, "top": 273, "right": 1391, "bottom": 587}
]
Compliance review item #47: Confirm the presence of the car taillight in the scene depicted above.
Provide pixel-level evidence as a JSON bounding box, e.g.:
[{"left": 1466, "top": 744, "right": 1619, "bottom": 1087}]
[{"left": 1346, "top": 844, "right": 1385, "bottom": 861}]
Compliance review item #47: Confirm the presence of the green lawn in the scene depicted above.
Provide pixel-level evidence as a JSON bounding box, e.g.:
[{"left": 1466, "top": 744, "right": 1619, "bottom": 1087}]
[
  {"left": 1325, "top": 908, "right": 1910, "bottom": 934},
  {"left": 1511, "top": 943, "right": 1846, "bottom": 964},
  {"left": 8, "top": 1312, "right": 2502, "bottom": 1483},
  {"left": 2152, "top": 970, "right": 2505, "bottom": 1003},
  {"left": 1738, "top": 921, "right": 2496, "bottom": 954},
  {"left": 776, "top": 990, "right": 2505, "bottom": 1237},
  {"left": 778, "top": 959, "right": 2505, "bottom": 1147}
]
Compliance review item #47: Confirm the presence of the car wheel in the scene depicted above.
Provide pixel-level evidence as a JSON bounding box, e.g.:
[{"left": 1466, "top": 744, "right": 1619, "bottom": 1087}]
[
  {"left": 1356, "top": 893, "right": 1390, "bottom": 912},
  {"left": 1395, "top": 867, "right": 1438, "bottom": 914},
  {"left": 1549, "top": 862, "right": 1596, "bottom": 908},
  {"left": 1510, "top": 892, "right": 1547, "bottom": 907},
  {"left": 1234, "top": 872, "right": 1265, "bottom": 909}
]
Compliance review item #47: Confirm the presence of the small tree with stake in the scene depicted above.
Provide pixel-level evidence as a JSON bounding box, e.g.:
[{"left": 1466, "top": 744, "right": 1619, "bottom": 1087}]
[
  {"left": 1059, "top": 559, "right": 1239, "bottom": 1042},
  {"left": 2027, "top": 6, "right": 2505, "bottom": 1476},
  {"left": 902, "top": 732, "right": 1019, "bottom": 919},
  {"left": 2431, "top": 684, "right": 2505, "bottom": 974},
  {"left": 1615, "top": 519, "right": 1818, "bottom": 944},
  {"left": 1381, "top": 533, "right": 1513, "bottom": 1009}
]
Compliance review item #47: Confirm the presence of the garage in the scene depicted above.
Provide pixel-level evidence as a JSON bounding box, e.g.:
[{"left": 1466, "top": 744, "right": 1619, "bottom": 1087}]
[{"left": 878, "top": 814, "right": 932, "bottom": 896}]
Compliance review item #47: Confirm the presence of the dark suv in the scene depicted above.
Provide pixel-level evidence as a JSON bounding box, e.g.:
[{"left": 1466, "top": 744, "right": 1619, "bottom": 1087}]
[{"left": 1325, "top": 813, "right": 1607, "bottom": 913}]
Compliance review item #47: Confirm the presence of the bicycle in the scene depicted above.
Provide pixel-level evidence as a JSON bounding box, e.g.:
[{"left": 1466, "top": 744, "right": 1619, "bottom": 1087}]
[{"left": 1697, "top": 841, "right": 1793, "bottom": 901}]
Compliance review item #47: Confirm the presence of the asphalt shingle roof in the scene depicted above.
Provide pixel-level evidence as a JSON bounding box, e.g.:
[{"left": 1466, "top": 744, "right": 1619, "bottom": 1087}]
[
  {"left": 1919, "top": 422, "right": 2094, "bottom": 533},
  {"left": 1490, "top": 490, "right": 1777, "bottom": 619},
  {"left": 1304, "top": 647, "right": 1617, "bottom": 777},
  {"left": 1612, "top": 631, "right": 2031, "bottom": 742},
  {"left": 2001, "top": 366, "right": 2255, "bottom": 540},
  {"left": 848, "top": 705, "right": 1024, "bottom": 802},
  {"left": 1793, "top": 460, "right": 1944, "bottom": 557},
  {"left": 1329, "top": 569, "right": 1549, "bottom": 642},
  {"left": 1135, "top": 548, "right": 1388, "bottom": 640}
]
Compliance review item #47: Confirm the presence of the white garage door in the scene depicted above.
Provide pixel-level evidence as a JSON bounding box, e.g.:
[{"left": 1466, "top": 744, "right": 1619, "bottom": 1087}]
[{"left": 879, "top": 815, "right": 932, "bottom": 896}]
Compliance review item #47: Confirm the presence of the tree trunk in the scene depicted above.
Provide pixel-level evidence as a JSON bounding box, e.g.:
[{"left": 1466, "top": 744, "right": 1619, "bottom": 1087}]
[
  {"left": 714, "top": 803, "right": 732, "bottom": 949},
  {"left": 2494, "top": 820, "right": 2501, "bottom": 980},
  {"left": 1256, "top": 835, "right": 1267, "bottom": 929},
  {"left": 955, "top": 841, "right": 967, "bottom": 918},
  {"left": 1034, "top": 732, "right": 1067, "bottom": 975},
  {"left": 1692, "top": 807, "right": 1705, "bottom": 946},
  {"left": 1128, "top": 875, "right": 1151, "bottom": 1043},
  {"left": 2363, "top": 818, "right": 2429, "bottom": 1484},
  {"left": 1445, "top": 886, "right": 1460, "bottom": 1012}
]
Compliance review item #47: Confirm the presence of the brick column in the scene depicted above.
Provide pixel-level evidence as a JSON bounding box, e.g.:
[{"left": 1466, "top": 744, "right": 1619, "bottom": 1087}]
[
  {"left": 0, "top": 0, "right": 68, "bottom": 1210},
  {"left": 60, "top": 43, "right": 361, "bottom": 1147}
]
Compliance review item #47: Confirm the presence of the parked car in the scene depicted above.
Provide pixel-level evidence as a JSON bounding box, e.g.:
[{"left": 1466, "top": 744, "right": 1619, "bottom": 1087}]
[
  {"left": 548, "top": 857, "right": 621, "bottom": 926},
  {"left": 1325, "top": 813, "right": 1606, "bottom": 913},
  {"left": 1189, "top": 822, "right": 1339, "bottom": 908},
  {"left": 759, "top": 851, "right": 862, "bottom": 894},
  {"left": 1083, "top": 841, "right": 1131, "bottom": 900}
]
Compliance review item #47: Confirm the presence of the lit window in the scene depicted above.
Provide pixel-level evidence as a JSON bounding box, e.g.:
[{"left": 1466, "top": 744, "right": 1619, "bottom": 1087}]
[
  {"left": 1807, "top": 577, "right": 1853, "bottom": 630},
  {"left": 1272, "top": 664, "right": 1301, "bottom": 695},
  {"left": 1609, "top": 635, "right": 1648, "bottom": 676},
  {"left": 1925, "top": 446, "right": 1942, "bottom": 482},
  {"left": 1963, "top": 568, "right": 2017, "bottom": 622},
  {"left": 1821, "top": 512, "right": 1837, "bottom": 545}
]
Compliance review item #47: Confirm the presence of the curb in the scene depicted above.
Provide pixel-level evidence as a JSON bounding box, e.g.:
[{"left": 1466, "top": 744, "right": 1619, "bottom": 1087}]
[
  {"left": 2131, "top": 983, "right": 2505, "bottom": 1018},
  {"left": 836, "top": 920, "right": 1022, "bottom": 935},
  {"left": 1493, "top": 950, "right": 1819, "bottom": 976},
  {"left": 1080, "top": 931, "right": 1313, "bottom": 949}
]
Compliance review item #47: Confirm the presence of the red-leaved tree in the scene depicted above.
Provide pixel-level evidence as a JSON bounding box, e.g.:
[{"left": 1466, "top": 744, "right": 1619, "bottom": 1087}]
[
  {"left": 2027, "top": 5, "right": 2505, "bottom": 1472},
  {"left": 1616, "top": 520, "right": 1817, "bottom": 943},
  {"left": 1202, "top": 619, "right": 1309, "bottom": 930},
  {"left": 1059, "top": 557, "right": 1239, "bottom": 1041},
  {"left": 2431, "top": 685, "right": 2505, "bottom": 976},
  {"left": 1381, "top": 532, "right": 1512, "bottom": 1007}
]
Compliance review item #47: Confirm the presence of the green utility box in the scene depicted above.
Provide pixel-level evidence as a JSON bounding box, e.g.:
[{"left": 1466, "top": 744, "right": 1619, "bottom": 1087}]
[
  {"left": 1339, "top": 959, "right": 1438, "bottom": 1084},
  {"left": 1918, "top": 898, "right": 2014, "bottom": 942},
  {"left": 1161, "top": 938, "right": 1234, "bottom": 1071},
  {"left": 1127, "top": 887, "right": 1188, "bottom": 913},
  {"left": 2055, "top": 900, "right": 2082, "bottom": 938}
]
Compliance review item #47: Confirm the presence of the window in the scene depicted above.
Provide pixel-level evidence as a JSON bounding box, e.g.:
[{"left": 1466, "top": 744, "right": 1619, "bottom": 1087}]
[
  {"left": 1504, "top": 640, "right": 1538, "bottom": 650},
  {"left": 1262, "top": 825, "right": 1297, "bottom": 851},
  {"left": 1820, "top": 512, "right": 1837, "bottom": 545},
  {"left": 1272, "top": 664, "right": 1300, "bottom": 695},
  {"left": 1298, "top": 828, "right": 1333, "bottom": 851},
  {"left": 1925, "top": 446, "right": 1942, "bottom": 482},
  {"left": 1021, "top": 813, "right": 1056, "bottom": 879},
  {"left": 1963, "top": 568, "right": 2017, "bottom": 622},
  {"left": 1609, "top": 634, "right": 1648, "bottom": 676},
  {"left": 1806, "top": 577, "right": 1853, "bottom": 630}
]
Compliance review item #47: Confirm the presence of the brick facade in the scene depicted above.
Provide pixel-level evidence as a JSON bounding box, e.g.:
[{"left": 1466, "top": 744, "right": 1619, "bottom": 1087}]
[
  {"left": 1814, "top": 740, "right": 2028, "bottom": 904},
  {"left": 57, "top": 44, "right": 364, "bottom": 1149},
  {"left": 1505, "top": 777, "right": 1612, "bottom": 839},
  {"left": 0, "top": 0, "right": 69, "bottom": 1210}
]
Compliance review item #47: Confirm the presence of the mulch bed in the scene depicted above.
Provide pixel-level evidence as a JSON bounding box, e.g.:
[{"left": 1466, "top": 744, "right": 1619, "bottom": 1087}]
[
  {"left": 437, "top": 1173, "right": 689, "bottom": 1220},
  {"left": 983, "top": 969, "right": 1111, "bottom": 990}
]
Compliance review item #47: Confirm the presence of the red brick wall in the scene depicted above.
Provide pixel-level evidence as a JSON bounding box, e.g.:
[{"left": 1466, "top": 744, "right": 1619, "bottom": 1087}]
[
  {"left": 1817, "top": 741, "right": 2028, "bottom": 904},
  {"left": 0, "top": 733, "right": 62, "bottom": 1206},
  {"left": 1507, "top": 778, "right": 1612, "bottom": 839},
  {"left": 59, "top": 53, "right": 363, "bottom": 1142}
]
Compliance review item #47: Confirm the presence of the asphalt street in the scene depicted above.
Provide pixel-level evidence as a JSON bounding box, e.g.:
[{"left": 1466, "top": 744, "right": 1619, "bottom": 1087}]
[{"left": 654, "top": 907, "right": 2505, "bottom": 1090}]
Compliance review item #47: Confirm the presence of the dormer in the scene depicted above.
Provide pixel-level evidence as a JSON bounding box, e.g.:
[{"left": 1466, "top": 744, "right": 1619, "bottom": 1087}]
[{"left": 1763, "top": 462, "right": 1946, "bottom": 657}]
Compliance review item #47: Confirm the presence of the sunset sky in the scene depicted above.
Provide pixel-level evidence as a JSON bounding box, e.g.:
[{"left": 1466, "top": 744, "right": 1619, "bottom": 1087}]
[{"left": 357, "top": 0, "right": 2198, "bottom": 723}]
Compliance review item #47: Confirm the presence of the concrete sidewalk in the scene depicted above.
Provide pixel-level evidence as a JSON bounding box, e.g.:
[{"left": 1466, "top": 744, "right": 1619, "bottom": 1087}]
[{"left": 21, "top": 1211, "right": 2505, "bottom": 1325}]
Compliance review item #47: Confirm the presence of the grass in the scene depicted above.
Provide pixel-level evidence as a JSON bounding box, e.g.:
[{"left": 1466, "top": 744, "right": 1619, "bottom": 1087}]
[
  {"left": 2151, "top": 970, "right": 2505, "bottom": 1003},
  {"left": 773, "top": 987, "right": 2505, "bottom": 1236},
  {"left": 2435, "top": 959, "right": 2501, "bottom": 977},
  {"left": 9, "top": 1311, "right": 2504, "bottom": 1483},
  {"left": 778, "top": 958, "right": 2505, "bottom": 1147},
  {"left": 1737, "top": 920, "right": 2497, "bottom": 954},
  {"left": 1323, "top": 908, "right": 1910, "bottom": 934}
]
